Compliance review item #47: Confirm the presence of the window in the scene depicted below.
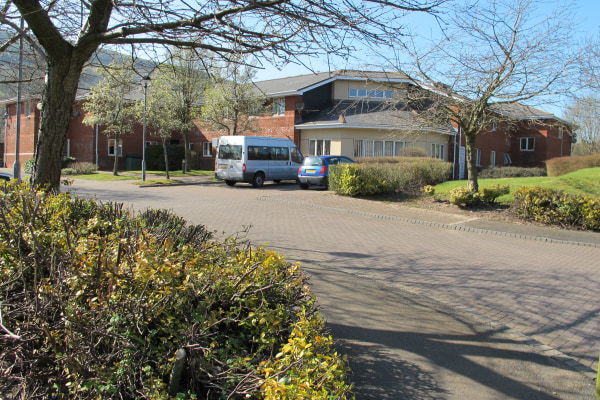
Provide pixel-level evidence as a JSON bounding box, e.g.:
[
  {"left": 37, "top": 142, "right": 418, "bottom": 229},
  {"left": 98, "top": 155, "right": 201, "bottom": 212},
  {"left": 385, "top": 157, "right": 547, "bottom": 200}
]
[
  {"left": 490, "top": 150, "right": 496, "bottom": 167},
  {"left": 23, "top": 102, "right": 32, "bottom": 118},
  {"left": 354, "top": 139, "right": 409, "bottom": 158},
  {"left": 520, "top": 137, "right": 535, "bottom": 151},
  {"left": 558, "top": 127, "right": 563, "bottom": 139},
  {"left": 291, "top": 147, "right": 303, "bottom": 164},
  {"left": 309, "top": 139, "right": 331, "bottom": 156},
  {"left": 188, "top": 142, "right": 194, "bottom": 150},
  {"left": 504, "top": 153, "right": 512, "bottom": 165},
  {"left": 492, "top": 119, "right": 497, "bottom": 131},
  {"left": 270, "top": 147, "right": 290, "bottom": 161},
  {"left": 108, "top": 139, "right": 123, "bottom": 157},
  {"left": 475, "top": 148, "right": 481, "bottom": 167},
  {"left": 431, "top": 143, "right": 444, "bottom": 160},
  {"left": 349, "top": 88, "right": 393, "bottom": 99},
  {"left": 202, "top": 142, "right": 212, "bottom": 157},
  {"left": 272, "top": 98, "right": 285, "bottom": 115},
  {"left": 218, "top": 144, "right": 242, "bottom": 160}
]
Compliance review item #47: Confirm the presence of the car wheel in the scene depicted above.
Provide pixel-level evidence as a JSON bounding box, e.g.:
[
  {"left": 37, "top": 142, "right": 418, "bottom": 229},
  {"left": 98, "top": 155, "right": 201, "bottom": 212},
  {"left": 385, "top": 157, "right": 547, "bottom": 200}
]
[
  {"left": 299, "top": 182, "right": 309, "bottom": 190},
  {"left": 225, "top": 180, "right": 236, "bottom": 186},
  {"left": 252, "top": 172, "right": 265, "bottom": 188}
]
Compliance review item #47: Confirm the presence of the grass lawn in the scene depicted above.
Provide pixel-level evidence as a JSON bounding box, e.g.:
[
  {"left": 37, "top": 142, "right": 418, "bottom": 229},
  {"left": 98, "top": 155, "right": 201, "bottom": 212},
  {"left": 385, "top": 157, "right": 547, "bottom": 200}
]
[
  {"left": 72, "top": 169, "right": 214, "bottom": 182},
  {"left": 434, "top": 167, "right": 600, "bottom": 203}
]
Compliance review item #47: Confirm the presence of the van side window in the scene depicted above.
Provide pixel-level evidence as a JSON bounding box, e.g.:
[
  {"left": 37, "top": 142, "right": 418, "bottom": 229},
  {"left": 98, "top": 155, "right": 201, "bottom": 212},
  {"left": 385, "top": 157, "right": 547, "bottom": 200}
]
[
  {"left": 270, "top": 147, "right": 289, "bottom": 161},
  {"left": 218, "top": 144, "right": 242, "bottom": 160},
  {"left": 291, "top": 147, "right": 303, "bottom": 164},
  {"left": 248, "top": 146, "right": 269, "bottom": 160}
]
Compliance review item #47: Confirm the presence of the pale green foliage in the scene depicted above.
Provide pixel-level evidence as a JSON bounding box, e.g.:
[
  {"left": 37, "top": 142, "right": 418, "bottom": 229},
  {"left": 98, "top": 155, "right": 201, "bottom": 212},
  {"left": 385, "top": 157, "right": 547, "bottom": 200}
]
[
  {"left": 200, "top": 59, "right": 267, "bottom": 135},
  {"left": 83, "top": 61, "right": 138, "bottom": 175}
]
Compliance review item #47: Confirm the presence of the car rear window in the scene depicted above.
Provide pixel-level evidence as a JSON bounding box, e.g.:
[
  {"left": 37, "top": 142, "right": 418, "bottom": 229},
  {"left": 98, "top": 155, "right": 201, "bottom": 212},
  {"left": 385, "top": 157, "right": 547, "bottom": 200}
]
[{"left": 302, "top": 157, "right": 325, "bottom": 166}]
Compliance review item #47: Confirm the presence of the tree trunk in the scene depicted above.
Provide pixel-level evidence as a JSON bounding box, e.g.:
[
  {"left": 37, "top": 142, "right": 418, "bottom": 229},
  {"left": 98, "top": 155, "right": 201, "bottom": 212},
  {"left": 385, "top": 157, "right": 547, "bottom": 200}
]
[
  {"left": 464, "top": 132, "right": 479, "bottom": 192},
  {"left": 183, "top": 131, "right": 190, "bottom": 172},
  {"left": 33, "top": 56, "right": 86, "bottom": 191},
  {"left": 162, "top": 138, "right": 170, "bottom": 180},
  {"left": 112, "top": 134, "right": 120, "bottom": 176}
]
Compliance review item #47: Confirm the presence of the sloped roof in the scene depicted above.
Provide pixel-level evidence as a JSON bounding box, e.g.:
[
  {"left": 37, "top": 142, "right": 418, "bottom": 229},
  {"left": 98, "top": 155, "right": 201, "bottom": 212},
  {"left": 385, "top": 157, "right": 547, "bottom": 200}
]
[
  {"left": 489, "top": 102, "right": 575, "bottom": 129},
  {"left": 254, "top": 70, "right": 411, "bottom": 97},
  {"left": 296, "top": 100, "right": 455, "bottom": 135}
]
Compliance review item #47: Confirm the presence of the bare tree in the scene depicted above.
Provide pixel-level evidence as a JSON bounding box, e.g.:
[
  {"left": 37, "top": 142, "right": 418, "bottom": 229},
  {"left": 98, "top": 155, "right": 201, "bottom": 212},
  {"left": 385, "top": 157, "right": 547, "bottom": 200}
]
[
  {"left": 564, "top": 95, "right": 600, "bottom": 156},
  {"left": 0, "top": 0, "right": 445, "bottom": 191},
  {"left": 200, "top": 58, "right": 267, "bottom": 136},
  {"left": 384, "top": 0, "right": 580, "bottom": 191}
]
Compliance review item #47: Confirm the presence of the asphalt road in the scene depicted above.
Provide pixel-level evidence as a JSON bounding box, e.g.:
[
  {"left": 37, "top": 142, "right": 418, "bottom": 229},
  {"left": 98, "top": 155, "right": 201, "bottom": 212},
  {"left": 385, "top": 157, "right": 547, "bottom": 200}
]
[{"left": 65, "top": 177, "right": 600, "bottom": 399}]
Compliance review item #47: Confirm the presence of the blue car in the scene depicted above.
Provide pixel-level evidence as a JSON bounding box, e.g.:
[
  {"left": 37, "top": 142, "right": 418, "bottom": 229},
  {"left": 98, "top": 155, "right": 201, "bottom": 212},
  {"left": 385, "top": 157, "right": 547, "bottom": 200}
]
[{"left": 298, "top": 155, "right": 355, "bottom": 189}]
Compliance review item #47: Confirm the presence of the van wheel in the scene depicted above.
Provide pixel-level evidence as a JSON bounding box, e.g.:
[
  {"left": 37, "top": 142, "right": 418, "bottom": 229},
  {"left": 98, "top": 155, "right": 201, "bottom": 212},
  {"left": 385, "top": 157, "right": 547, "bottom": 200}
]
[
  {"left": 299, "top": 183, "right": 309, "bottom": 190},
  {"left": 252, "top": 172, "right": 265, "bottom": 188},
  {"left": 225, "top": 180, "right": 236, "bottom": 186}
]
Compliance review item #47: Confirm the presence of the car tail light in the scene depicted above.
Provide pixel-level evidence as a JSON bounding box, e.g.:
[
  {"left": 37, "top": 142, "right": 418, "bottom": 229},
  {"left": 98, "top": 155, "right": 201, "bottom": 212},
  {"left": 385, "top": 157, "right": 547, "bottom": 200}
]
[
  {"left": 243, "top": 163, "right": 246, "bottom": 173},
  {"left": 320, "top": 166, "right": 327, "bottom": 174},
  {"left": 298, "top": 166, "right": 302, "bottom": 173}
]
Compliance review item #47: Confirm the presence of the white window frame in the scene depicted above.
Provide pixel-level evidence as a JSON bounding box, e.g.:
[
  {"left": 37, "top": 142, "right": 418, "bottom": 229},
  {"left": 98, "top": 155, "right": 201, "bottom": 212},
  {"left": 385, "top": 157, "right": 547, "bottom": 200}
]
[
  {"left": 309, "top": 139, "right": 331, "bottom": 156},
  {"left": 272, "top": 98, "right": 285, "bottom": 115},
  {"left": 492, "top": 119, "right": 497, "bottom": 131},
  {"left": 202, "top": 142, "right": 212, "bottom": 157},
  {"left": 558, "top": 126, "right": 563, "bottom": 139},
  {"left": 490, "top": 150, "right": 496, "bottom": 167},
  {"left": 504, "top": 153, "right": 512, "bottom": 165},
  {"left": 108, "top": 138, "right": 123, "bottom": 157},
  {"left": 431, "top": 143, "right": 444, "bottom": 160},
  {"left": 24, "top": 101, "right": 32, "bottom": 119},
  {"left": 355, "top": 139, "right": 409, "bottom": 158},
  {"left": 520, "top": 137, "right": 535, "bottom": 151},
  {"left": 475, "top": 148, "right": 481, "bottom": 167},
  {"left": 349, "top": 88, "right": 393, "bottom": 99},
  {"left": 63, "top": 139, "right": 71, "bottom": 157}
]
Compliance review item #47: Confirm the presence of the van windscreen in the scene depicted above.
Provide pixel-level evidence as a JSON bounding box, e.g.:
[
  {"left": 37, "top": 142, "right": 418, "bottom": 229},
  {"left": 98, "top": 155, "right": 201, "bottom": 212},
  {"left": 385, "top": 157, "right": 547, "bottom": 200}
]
[{"left": 218, "top": 144, "right": 242, "bottom": 160}]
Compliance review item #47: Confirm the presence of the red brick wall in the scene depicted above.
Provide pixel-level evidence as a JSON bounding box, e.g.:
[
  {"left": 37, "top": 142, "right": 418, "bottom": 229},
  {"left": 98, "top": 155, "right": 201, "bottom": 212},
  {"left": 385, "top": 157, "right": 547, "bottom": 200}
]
[{"left": 3, "top": 101, "right": 39, "bottom": 167}]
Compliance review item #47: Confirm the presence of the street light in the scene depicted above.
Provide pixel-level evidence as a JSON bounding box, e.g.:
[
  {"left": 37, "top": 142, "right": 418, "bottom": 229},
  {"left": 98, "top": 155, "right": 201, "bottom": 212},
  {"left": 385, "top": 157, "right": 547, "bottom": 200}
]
[{"left": 142, "top": 75, "right": 151, "bottom": 181}]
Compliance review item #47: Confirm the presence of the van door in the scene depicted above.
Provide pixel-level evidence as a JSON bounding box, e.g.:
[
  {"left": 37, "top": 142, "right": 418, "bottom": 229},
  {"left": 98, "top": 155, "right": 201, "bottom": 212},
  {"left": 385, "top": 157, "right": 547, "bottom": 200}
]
[
  {"left": 268, "top": 146, "right": 290, "bottom": 180},
  {"left": 216, "top": 143, "right": 243, "bottom": 180}
]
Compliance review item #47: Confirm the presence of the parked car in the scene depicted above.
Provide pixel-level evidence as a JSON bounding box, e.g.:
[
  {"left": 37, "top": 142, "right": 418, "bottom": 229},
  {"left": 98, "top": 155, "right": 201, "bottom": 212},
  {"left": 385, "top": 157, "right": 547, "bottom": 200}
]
[
  {"left": 0, "top": 172, "right": 12, "bottom": 181},
  {"left": 298, "top": 155, "right": 355, "bottom": 189}
]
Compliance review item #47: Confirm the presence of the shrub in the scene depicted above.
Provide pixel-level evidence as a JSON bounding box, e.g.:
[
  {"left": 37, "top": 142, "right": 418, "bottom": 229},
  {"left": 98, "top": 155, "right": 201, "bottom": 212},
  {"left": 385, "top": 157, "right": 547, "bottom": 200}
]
[
  {"left": 448, "top": 186, "right": 480, "bottom": 206},
  {"left": 23, "top": 157, "right": 35, "bottom": 174},
  {"left": 61, "top": 161, "right": 98, "bottom": 175},
  {"left": 545, "top": 154, "right": 600, "bottom": 177},
  {"left": 62, "top": 156, "right": 77, "bottom": 168},
  {"left": 146, "top": 144, "right": 185, "bottom": 171},
  {"left": 480, "top": 185, "right": 510, "bottom": 203},
  {"left": 512, "top": 186, "right": 600, "bottom": 231},
  {"left": 0, "top": 183, "right": 352, "bottom": 399},
  {"left": 330, "top": 159, "right": 452, "bottom": 196},
  {"left": 478, "top": 167, "right": 546, "bottom": 179},
  {"left": 422, "top": 185, "right": 435, "bottom": 196}
]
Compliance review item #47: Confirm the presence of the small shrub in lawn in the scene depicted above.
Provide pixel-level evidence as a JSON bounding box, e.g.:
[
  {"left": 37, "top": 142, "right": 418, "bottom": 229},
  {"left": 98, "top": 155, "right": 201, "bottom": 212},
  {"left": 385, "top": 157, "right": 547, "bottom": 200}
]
[
  {"left": 61, "top": 162, "right": 97, "bottom": 176},
  {"left": 61, "top": 167, "right": 78, "bottom": 175},
  {"left": 422, "top": 185, "right": 435, "bottom": 196},
  {"left": 480, "top": 185, "right": 510, "bottom": 203},
  {"left": 448, "top": 186, "right": 481, "bottom": 206}
]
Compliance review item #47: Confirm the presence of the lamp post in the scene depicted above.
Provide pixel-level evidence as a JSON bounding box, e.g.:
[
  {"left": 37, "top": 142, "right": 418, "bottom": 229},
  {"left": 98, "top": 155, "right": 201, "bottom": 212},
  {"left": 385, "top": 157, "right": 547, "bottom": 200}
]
[{"left": 142, "top": 75, "right": 151, "bottom": 181}]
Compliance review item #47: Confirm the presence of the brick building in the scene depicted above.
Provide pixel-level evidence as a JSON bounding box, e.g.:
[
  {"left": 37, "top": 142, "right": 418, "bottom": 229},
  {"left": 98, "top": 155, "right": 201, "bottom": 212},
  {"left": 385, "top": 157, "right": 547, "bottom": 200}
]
[{"left": 2, "top": 70, "right": 574, "bottom": 177}]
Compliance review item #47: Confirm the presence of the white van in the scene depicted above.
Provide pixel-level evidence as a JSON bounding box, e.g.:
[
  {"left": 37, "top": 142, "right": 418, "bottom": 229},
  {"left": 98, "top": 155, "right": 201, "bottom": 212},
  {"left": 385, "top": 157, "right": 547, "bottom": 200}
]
[{"left": 215, "top": 136, "right": 304, "bottom": 187}]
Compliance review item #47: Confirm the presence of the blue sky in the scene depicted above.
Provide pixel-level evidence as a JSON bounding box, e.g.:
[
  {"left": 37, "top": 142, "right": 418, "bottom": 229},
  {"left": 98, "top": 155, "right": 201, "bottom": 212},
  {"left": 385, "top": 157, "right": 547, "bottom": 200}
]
[{"left": 254, "top": 0, "right": 600, "bottom": 98}]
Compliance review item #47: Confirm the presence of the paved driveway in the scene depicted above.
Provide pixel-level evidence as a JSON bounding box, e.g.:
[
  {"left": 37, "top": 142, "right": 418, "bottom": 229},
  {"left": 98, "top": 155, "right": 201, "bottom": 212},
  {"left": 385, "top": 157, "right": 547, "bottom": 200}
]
[{"left": 67, "top": 178, "right": 600, "bottom": 398}]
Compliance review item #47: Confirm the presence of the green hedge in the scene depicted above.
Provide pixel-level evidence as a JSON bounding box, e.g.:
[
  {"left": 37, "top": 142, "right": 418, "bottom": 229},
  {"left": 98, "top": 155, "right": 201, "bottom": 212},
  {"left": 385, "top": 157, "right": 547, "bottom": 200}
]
[
  {"left": 145, "top": 144, "right": 186, "bottom": 171},
  {"left": 512, "top": 186, "right": 600, "bottom": 231},
  {"left": 478, "top": 167, "right": 546, "bottom": 179},
  {"left": 447, "top": 185, "right": 510, "bottom": 207},
  {"left": 329, "top": 159, "right": 452, "bottom": 196},
  {"left": 0, "top": 183, "right": 352, "bottom": 399},
  {"left": 546, "top": 154, "right": 600, "bottom": 177}
]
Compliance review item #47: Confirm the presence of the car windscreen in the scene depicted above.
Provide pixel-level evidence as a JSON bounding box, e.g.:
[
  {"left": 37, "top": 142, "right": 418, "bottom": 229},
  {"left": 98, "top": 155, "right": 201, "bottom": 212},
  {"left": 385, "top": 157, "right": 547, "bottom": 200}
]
[
  {"left": 302, "top": 157, "right": 325, "bottom": 167},
  {"left": 218, "top": 144, "right": 242, "bottom": 160}
]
